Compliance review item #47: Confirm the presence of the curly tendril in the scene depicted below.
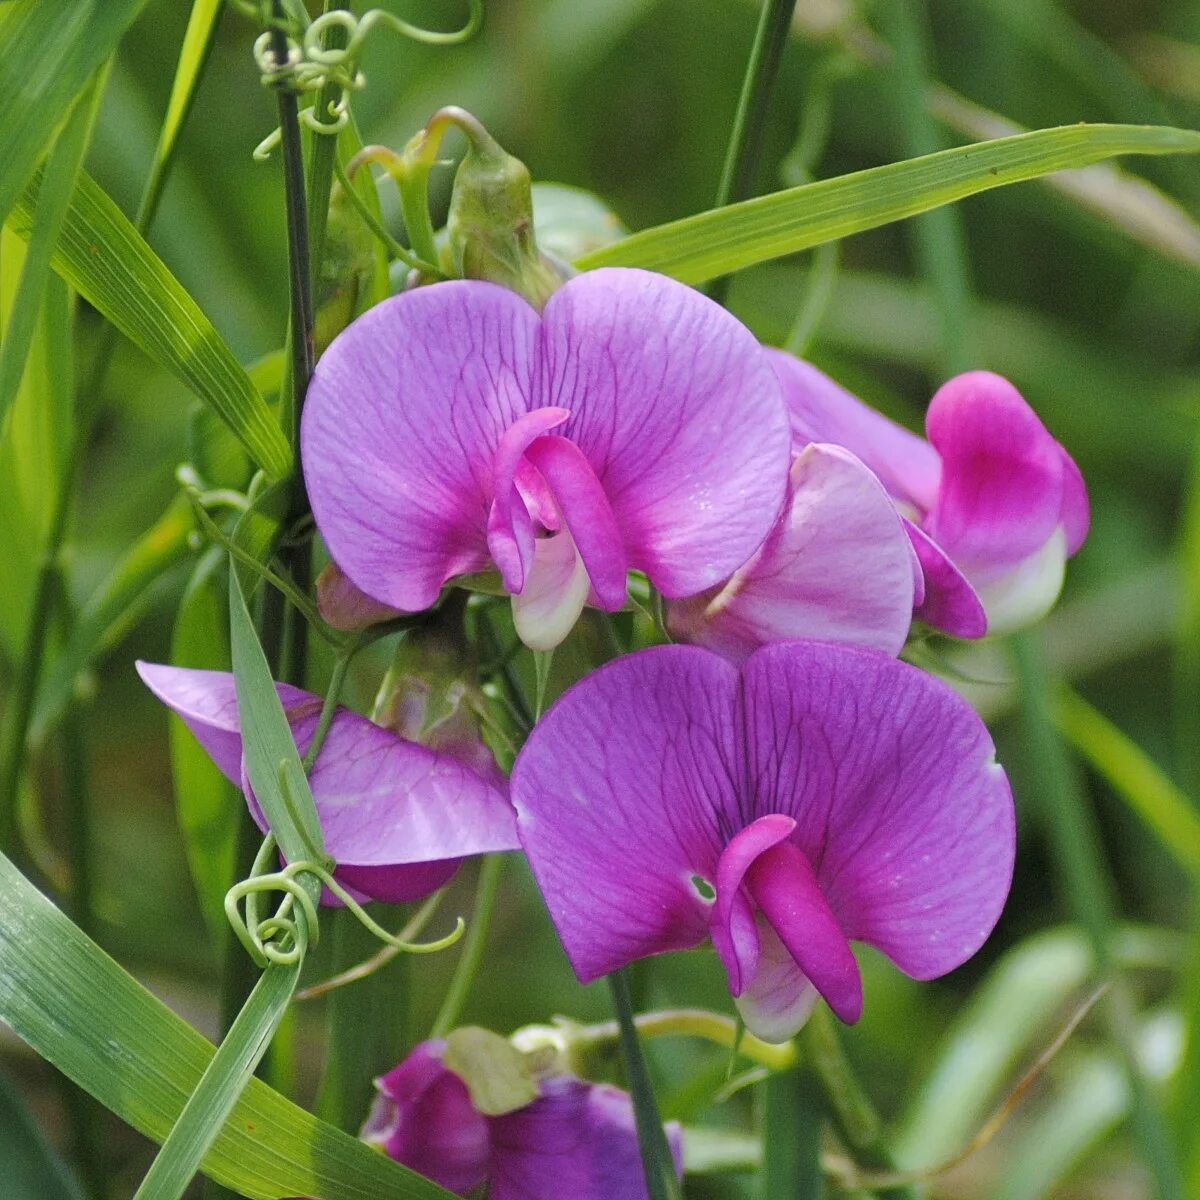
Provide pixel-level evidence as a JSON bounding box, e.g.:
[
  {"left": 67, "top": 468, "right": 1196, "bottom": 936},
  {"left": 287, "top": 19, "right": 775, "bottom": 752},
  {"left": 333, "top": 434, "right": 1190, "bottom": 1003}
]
[
  {"left": 225, "top": 833, "right": 467, "bottom": 969},
  {"left": 248, "top": 2, "right": 485, "bottom": 160}
]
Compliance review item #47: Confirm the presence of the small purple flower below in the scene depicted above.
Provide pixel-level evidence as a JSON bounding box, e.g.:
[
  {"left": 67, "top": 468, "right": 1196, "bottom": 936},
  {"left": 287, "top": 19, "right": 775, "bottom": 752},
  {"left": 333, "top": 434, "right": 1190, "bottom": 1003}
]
[
  {"left": 770, "top": 352, "right": 1089, "bottom": 637},
  {"left": 363, "top": 1040, "right": 683, "bottom": 1200},
  {"left": 511, "top": 641, "right": 1015, "bottom": 1042},
  {"left": 137, "top": 663, "right": 519, "bottom": 904},
  {"left": 301, "top": 267, "right": 791, "bottom": 651}
]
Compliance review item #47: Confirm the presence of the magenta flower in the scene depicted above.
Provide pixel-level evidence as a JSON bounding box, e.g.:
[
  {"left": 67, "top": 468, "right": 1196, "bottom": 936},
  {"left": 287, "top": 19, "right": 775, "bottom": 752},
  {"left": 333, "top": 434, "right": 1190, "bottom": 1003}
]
[
  {"left": 301, "top": 268, "right": 791, "bottom": 651},
  {"left": 511, "top": 642, "right": 1014, "bottom": 1042},
  {"left": 665, "top": 442, "right": 918, "bottom": 661},
  {"left": 137, "top": 663, "right": 518, "bottom": 903},
  {"left": 363, "top": 1040, "right": 683, "bottom": 1199},
  {"left": 771, "top": 352, "right": 1089, "bottom": 636}
]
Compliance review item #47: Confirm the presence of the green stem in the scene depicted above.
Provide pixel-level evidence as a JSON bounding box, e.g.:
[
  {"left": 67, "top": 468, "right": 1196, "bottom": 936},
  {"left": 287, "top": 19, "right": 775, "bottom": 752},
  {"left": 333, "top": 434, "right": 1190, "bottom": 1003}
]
[
  {"left": 802, "top": 1006, "right": 916, "bottom": 1200},
  {"left": 430, "top": 854, "right": 504, "bottom": 1037},
  {"left": 607, "top": 969, "right": 682, "bottom": 1200},
  {"left": 304, "top": 0, "right": 347, "bottom": 270},
  {"left": 706, "top": 0, "right": 798, "bottom": 304},
  {"left": 302, "top": 647, "right": 354, "bottom": 771},
  {"left": 762, "top": 1065, "right": 824, "bottom": 1199}
]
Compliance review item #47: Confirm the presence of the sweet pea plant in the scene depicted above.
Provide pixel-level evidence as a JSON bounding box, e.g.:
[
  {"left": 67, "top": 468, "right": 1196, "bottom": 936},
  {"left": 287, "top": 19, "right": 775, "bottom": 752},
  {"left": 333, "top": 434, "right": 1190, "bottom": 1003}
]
[{"left": 2, "top": 2, "right": 1200, "bottom": 1199}]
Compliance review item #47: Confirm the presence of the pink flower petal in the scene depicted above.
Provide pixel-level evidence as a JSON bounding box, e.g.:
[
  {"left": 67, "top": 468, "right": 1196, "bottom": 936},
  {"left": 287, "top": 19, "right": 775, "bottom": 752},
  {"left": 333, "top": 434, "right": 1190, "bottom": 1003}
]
[
  {"left": 667, "top": 444, "right": 915, "bottom": 661},
  {"left": 303, "top": 281, "right": 539, "bottom": 612},
  {"left": 542, "top": 269, "right": 790, "bottom": 597},
  {"left": 733, "top": 922, "right": 819, "bottom": 1043},
  {"left": 924, "top": 372, "right": 1066, "bottom": 571},
  {"left": 768, "top": 350, "right": 941, "bottom": 512},
  {"left": 511, "top": 646, "right": 740, "bottom": 982},
  {"left": 904, "top": 520, "right": 988, "bottom": 638}
]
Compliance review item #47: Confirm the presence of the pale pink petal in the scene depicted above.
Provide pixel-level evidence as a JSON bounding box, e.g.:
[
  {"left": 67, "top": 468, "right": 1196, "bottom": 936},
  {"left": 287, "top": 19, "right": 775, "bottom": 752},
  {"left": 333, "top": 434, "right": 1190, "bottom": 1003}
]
[
  {"left": 734, "top": 922, "right": 819, "bottom": 1044},
  {"left": 540, "top": 269, "right": 790, "bottom": 597},
  {"left": 511, "top": 526, "right": 591, "bottom": 653}
]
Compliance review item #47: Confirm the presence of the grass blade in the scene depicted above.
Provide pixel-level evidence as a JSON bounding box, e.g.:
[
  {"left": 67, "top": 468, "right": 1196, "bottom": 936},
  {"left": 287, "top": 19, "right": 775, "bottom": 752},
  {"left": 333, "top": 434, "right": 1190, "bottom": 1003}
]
[
  {"left": 6, "top": 169, "right": 292, "bottom": 481},
  {"left": 0, "top": 1067, "right": 87, "bottom": 1200},
  {"left": 0, "top": 0, "right": 146, "bottom": 225},
  {"left": 576, "top": 124, "right": 1200, "bottom": 283},
  {"left": 0, "top": 847, "right": 454, "bottom": 1199}
]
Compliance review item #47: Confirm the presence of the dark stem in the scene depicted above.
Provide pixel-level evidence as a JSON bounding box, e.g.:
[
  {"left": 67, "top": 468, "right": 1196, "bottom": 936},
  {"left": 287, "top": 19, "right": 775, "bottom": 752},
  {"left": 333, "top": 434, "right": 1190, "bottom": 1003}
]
[
  {"left": 706, "top": 0, "right": 798, "bottom": 305},
  {"left": 607, "top": 969, "right": 682, "bottom": 1200}
]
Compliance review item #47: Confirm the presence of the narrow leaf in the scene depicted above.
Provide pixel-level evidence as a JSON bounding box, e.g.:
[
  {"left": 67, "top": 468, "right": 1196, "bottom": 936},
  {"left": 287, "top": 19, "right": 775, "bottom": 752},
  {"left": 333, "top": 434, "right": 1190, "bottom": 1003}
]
[
  {"left": 577, "top": 124, "right": 1200, "bottom": 282},
  {"left": 1054, "top": 687, "right": 1200, "bottom": 878},
  {"left": 0, "top": 848, "right": 454, "bottom": 1199},
  {"left": 0, "top": 1067, "right": 87, "bottom": 1200},
  {"left": 7, "top": 170, "right": 292, "bottom": 481},
  {"left": 133, "top": 961, "right": 301, "bottom": 1200},
  {"left": 0, "top": 0, "right": 146, "bottom": 225}
]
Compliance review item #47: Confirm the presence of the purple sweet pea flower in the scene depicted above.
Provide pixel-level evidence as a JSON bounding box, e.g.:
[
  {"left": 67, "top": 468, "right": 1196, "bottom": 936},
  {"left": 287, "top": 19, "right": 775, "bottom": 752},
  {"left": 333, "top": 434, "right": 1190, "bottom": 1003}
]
[
  {"left": 665, "top": 441, "right": 918, "bottom": 661},
  {"left": 301, "top": 268, "right": 791, "bottom": 651},
  {"left": 363, "top": 1040, "right": 683, "bottom": 1199},
  {"left": 770, "top": 352, "right": 1089, "bottom": 637},
  {"left": 137, "top": 663, "right": 518, "bottom": 903},
  {"left": 511, "top": 642, "right": 1014, "bottom": 1042}
]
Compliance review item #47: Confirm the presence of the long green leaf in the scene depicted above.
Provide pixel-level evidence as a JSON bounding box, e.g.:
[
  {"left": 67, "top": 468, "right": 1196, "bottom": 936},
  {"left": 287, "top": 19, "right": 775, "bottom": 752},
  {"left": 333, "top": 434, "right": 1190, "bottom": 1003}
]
[
  {"left": 576, "top": 124, "right": 1200, "bottom": 282},
  {"left": 0, "top": 0, "right": 146, "bottom": 225},
  {"left": 6, "top": 170, "right": 292, "bottom": 481},
  {"left": 133, "top": 961, "right": 301, "bottom": 1200},
  {"left": 0, "top": 847, "right": 453, "bottom": 1199},
  {"left": 1054, "top": 688, "right": 1200, "bottom": 879},
  {"left": 139, "top": 0, "right": 225, "bottom": 228},
  {"left": 228, "top": 566, "right": 326, "bottom": 866},
  {"left": 0, "top": 69, "right": 104, "bottom": 436},
  {"left": 31, "top": 495, "right": 197, "bottom": 745}
]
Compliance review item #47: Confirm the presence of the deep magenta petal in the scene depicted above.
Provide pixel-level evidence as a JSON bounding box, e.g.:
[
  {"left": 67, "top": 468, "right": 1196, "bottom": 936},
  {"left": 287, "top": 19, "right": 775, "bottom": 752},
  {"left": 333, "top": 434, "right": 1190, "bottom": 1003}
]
[
  {"left": 904, "top": 520, "right": 988, "bottom": 638},
  {"left": 768, "top": 350, "right": 940, "bottom": 511},
  {"left": 746, "top": 839, "right": 862, "bottom": 1024},
  {"left": 711, "top": 815, "right": 795, "bottom": 995},
  {"left": 303, "top": 281, "right": 539, "bottom": 612},
  {"left": 511, "top": 646, "right": 741, "bottom": 982},
  {"left": 488, "top": 1077, "right": 682, "bottom": 1200},
  {"left": 524, "top": 435, "right": 627, "bottom": 610},
  {"left": 541, "top": 269, "right": 790, "bottom": 597},
  {"left": 739, "top": 641, "right": 1015, "bottom": 981},
  {"left": 1059, "top": 446, "right": 1090, "bottom": 556},
  {"left": 669, "top": 444, "right": 915, "bottom": 661},
  {"left": 924, "top": 371, "right": 1065, "bottom": 571},
  {"left": 365, "top": 1041, "right": 490, "bottom": 1194}
]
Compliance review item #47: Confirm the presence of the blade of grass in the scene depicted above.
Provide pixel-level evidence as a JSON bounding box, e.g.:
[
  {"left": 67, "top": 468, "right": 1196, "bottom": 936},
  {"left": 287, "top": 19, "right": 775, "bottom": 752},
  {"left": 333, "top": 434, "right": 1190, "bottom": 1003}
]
[
  {"left": 761, "top": 1066, "right": 824, "bottom": 1199},
  {"left": 0, "top": 0, "right": 146, "bottom": 226},
  {"left": 576, "top": 124, "right": 1200, "bottom": 283},
  {"left": 608, "top": 968, "right": 683, "bottom": 1200},
  {"left": 0, "top": 846, "right": 454, "bottom": 1199},
  {"left": 7, "top": 169, "right": 291, "bottom": 480},
  {"left": 0, "top": 1067, "right": 87, "bottom": 1200}
]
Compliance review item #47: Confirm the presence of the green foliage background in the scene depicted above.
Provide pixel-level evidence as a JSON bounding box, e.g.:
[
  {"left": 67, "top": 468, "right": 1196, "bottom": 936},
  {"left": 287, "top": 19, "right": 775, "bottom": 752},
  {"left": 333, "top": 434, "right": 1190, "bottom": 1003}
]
[{"left": 3, "top": 1, "right": 1200, "bottom": 1197}]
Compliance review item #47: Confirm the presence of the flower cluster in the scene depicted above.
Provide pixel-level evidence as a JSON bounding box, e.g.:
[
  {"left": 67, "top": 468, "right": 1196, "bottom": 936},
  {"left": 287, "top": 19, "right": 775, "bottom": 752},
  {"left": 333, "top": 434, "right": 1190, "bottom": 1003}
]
[{"left": 145, "top": 263, "right": 1086, "bottom": 1195}]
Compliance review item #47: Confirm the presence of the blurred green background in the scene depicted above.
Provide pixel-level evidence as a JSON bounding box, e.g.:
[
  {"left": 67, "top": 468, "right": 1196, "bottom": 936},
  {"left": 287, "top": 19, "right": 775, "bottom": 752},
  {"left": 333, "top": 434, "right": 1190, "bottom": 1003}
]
[{"left": 3, "top": 1, "right": 1200, "bottom": 1197}]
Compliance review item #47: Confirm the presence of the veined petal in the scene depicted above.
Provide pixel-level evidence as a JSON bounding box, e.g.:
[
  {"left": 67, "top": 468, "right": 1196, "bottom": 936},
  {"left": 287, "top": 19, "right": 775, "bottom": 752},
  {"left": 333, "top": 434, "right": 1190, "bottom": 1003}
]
[
  {"left": 139, "top": 663, "right": 518, "bottom": 904},
  {"left": 668, "top": 445, "right": 914, "bottom": 661},
  {"left": 488, "top": 1077, "right": 683, "bottom": 1200},
  {"left": 904, "top": 520, "right": 988, "bottom": 639},
  {"left": 924, "top": 371, "right": 1066, "bottom": 571},
  {"left": 303, "top": 281, "right": 539, "bottom": 613},
  {"left": 739, "top": 642, "right": 1014, "bottom": 981},
  {"left": 734, "top": 921, "right": 819, "bottom": 1044},
  {"left": 136, "top": 661, "right": 312, "bottom": 781},
  {"left": 539, "top": 269, "right": 790, "bottom": 597},
  {"left": 767, "top": 350, "right": 940, "bottom": 512},
  {"left": 511, "top": 646, "right": 741, "bottom": 982}
]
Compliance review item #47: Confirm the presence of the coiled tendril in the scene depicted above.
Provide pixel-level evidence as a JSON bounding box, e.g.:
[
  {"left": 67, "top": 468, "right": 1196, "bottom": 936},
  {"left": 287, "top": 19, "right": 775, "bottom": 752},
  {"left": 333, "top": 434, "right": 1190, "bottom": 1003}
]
[
  {"left": 225, "top": 832, "right": 467, "bottom": 969},
  {"left": 244, "top": 2, "right": 485, "bottom": 160}
]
